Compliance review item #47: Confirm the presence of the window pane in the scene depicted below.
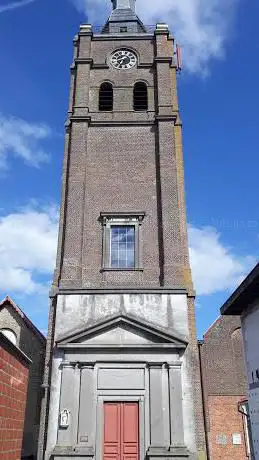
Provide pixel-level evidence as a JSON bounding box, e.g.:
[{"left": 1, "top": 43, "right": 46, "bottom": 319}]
[
  {"left": 126, "top": 226, "right": 135, "bottom": 242},
  {"left": 1, "top": 329, "right": 17, "bottom": 345},
  {"left": 127, "top": 249, "right": 135, "bottom": 268},
  {"left": 111, "top": 250, "right": 119, "bottom": 268},
  {"left": 110, "top": 226, "right": 135, "bottom": 268},
  {"left": 119, "top": 250, "right": 127, "bottom": 268}
]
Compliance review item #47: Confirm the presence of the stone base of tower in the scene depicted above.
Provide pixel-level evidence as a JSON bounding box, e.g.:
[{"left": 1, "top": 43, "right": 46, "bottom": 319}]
[{"left": 42, "top": 291, "right": 201, "bottom": 460}]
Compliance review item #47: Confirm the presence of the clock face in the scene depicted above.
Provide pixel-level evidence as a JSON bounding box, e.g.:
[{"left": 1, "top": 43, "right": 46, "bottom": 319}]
[{"left": 111, "top": 49, "right": 137, "bottom": 70}]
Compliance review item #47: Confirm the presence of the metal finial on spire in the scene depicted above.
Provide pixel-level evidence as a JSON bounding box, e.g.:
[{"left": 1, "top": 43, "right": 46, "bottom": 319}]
[
  {"left": 111, "top": 0, "right": 136, "bottom": 12},
  {"left": 103, "top": 0, "right": 145, "bottom": 34}
]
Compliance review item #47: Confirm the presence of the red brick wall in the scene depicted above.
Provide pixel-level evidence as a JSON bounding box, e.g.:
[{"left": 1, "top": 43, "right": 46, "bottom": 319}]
[
  {"left": 200, "top": 316, "right": 250, "bottom": 460},
  {"left": 0, "top": 339, "right": 29, "bottom": 460},
  {"left": 208, "top": 395, "right": 248, "bottom": 460}
]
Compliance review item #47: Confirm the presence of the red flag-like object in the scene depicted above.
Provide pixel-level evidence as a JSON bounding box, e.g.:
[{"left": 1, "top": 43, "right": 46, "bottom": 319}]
[{"left": 176, "top": 44, "right": 182, "bottom": 71}]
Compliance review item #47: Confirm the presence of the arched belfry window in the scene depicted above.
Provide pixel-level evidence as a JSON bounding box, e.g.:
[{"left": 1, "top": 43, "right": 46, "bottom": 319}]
[
  {"left": 134, "top": 82, "right": 148, "bottom": 111},
  {"left": 99, "top": 82, "right": 113, "bottom": 111}
]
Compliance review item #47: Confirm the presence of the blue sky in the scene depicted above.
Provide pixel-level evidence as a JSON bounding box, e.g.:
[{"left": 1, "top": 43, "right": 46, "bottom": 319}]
[{"left": 0, "top": 0, "right": 258, "bottom": 338}]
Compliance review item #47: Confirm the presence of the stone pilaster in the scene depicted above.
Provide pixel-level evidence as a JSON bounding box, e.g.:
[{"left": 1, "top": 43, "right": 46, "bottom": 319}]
[
  {"left": 168, "top": 363, "right": 185, "bottom": 448},
  {"left": 148, "top": 364, "right": 170, "bottom": 452},
  {"left": 60, "top": 120, "right": 89, "bottom": 288},
  {"left": 57, "top": 363, "right": 81, "bottom": 446},
  {"left": 77, "top": 365, "right": 95, "bottom": 450}
]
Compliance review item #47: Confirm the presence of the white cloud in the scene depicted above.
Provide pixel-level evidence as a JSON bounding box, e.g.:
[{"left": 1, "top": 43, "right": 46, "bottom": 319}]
[
  {"left": 189, "top": 225, "right": 256, "bottom": 296},
  {"left": 0, "top": 113, "right": 51, "bottom": 170},
  {"left": 0, "top": 204, "right": 58, "bottom": 294},
  {"left": 71, "top": 0, "right": 239, "bottom": 74},
  {"left": 73, "top": 0, "right": 108, "bottom": 22},
  {"left": 0, "top": 0, "right": 37, "bottom": 14}
]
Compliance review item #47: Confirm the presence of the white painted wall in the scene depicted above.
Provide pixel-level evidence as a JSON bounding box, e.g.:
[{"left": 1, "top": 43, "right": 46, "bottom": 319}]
[
  {"left": 55, "top": 293, "right": 189, "bottom": 340},
  {"left": 242, "top": 300, "right": 259, "bottom": 460},
  {"left": 45, "top": 293, "right": 197, "bottom": 458}
]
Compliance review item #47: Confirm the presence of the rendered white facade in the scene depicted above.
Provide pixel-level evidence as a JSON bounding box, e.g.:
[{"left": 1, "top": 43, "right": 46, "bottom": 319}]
[{"left": 242, "top": 301, "right": 259, "bottom": 460}]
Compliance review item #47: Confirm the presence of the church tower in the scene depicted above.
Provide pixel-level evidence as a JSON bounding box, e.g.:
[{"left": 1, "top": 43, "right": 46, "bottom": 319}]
[{"left": 39, "top": 1, "right": 206, "bottom": 459}]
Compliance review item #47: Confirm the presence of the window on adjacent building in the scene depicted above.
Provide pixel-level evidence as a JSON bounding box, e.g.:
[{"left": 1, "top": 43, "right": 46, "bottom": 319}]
[
  {"left": 0, "top": 328, "right": 17, "bottom": 345},
  {"left": 100, "top": 212, "right": 145, "bottom": 270},
  {"left": 238, "top": 401, "right": 252, "bottom": 457},
  {"left": 99, "top": 82, "right": 113, "bottom": 111},
  {"left": 133, "top": 82, "right": 148, "bottom": 111}
]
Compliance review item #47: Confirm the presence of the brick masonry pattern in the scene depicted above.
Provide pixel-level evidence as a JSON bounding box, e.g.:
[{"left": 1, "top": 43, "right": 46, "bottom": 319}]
[
  {"left": 0, "top": 304, "right": 46, "bottom": 457},
  {"left": 200, "top": 316, "right": 249, "bottom": 460},
  {"left": 0, "top": 344, "right": 29, "bottom": 460},
  {"left": 208, "top": 395, "right": 248, "bottom": 460}
]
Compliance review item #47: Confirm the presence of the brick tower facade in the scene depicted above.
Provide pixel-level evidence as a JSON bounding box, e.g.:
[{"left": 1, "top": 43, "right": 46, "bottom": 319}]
[{"left": 39, "top": 1, "right": 206, "bottom": 459}]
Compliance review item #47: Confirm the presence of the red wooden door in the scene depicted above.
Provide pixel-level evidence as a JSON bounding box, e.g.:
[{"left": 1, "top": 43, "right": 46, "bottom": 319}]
[{"left": 103, "top": 402, "right": 139, "bottom": 460}]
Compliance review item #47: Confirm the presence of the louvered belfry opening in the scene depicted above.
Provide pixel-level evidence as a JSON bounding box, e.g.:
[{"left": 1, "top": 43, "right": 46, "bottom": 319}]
[
  {"left": 99, "top": 82, "right": 113, "bottom": 111},
  {"left": 133, "top": 82, "right": 148, "bottom": 111}
]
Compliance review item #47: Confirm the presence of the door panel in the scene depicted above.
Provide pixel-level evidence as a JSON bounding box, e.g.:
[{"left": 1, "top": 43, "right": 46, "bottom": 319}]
[
  {"left": 103, "top": 403, "right": 121, "bottom": 460},
  {"left": 103, "top": 403, "right": 139, "bottom": 460},
  {"left": 121, "top": 403, "right": 139, "bottom": 460}
]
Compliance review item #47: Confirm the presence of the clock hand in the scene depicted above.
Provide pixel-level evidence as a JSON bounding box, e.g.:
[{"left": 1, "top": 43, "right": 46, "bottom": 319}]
[{"left": 115, "top": 57, "right": 124, "bottom": 64}]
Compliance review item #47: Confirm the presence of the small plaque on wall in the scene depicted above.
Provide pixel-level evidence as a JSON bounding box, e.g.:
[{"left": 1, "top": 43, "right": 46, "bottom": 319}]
[
  {"left": 232, "top": 433, "right": 242, "bottom": 445},
  {"left": 80, "top": 436, "right": 88, "bottom": 443},
  {"left": 216, "top": 434, "right": 227, "bottom": 446},
  {"left": 59, "top": 409, "right": 70, "bottom": 428}
]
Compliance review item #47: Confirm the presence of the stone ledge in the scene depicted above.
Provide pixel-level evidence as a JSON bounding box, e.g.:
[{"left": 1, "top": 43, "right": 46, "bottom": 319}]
[
  {"left": 52, "top": 445, "right": 94, "bottom": 457},
  {"left": 53, "top": 457, "right": 93, "bottom": 459},
  {"left": 53, "top": 287, "right": 188, "bottom": 295},
  {"left": 52, "top": 445, "right": 190, "bottom": 459},
  {"left": 147, "top": 446, "right": 190, "bottom": 458},
  {"left": 92, "top": 34, "right": 154, "bottom": 41}
]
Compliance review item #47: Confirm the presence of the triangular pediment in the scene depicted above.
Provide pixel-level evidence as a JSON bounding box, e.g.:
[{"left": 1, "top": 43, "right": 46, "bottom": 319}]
[
  {"left": 56, "top": 314, "right": 188, "bottom": 348},
  {"left": 78, "top": 326, "right": 155, "bottom": 345}
]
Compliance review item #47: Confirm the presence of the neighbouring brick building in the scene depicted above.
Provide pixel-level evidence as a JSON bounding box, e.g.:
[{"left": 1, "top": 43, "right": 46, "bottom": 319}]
[
  {"left": 0, "top": 296, "right": 46, "bottom": 458},
  {"left": 39, "top": 1, "right": 206, "bottom": 459},
  {"left": 199, "top": 315, "right": 252, "bottom": 460},
  {"left": 0, "top": 331, "right": 31, "bottom": 460},
  {"left": 221, "top": 262, "right": 259, "bottom": 460}
]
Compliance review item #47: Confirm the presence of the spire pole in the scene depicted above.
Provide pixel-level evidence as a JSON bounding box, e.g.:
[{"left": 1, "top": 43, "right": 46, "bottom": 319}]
[
  {"left": 103, "top": 0, "right": 144, "bottom": 34},
  {"left": 111, "top": 0, "right": 136, "bottom": 11}
]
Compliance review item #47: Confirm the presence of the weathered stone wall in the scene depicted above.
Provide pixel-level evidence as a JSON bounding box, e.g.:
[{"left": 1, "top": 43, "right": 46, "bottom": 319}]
[
  {"left": 44, "top": 292, "right": 198, "bottom": 460},
  {"left": 55, "top": 293, "right": 189, "bottom": 339}
]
